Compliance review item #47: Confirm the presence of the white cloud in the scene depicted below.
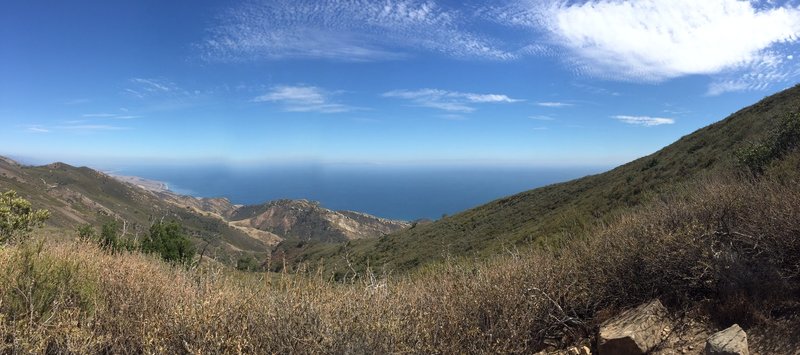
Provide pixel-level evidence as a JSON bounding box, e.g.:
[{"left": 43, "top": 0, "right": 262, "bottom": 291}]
[
  {"left": 25, "top": 125, "right": 50, "bottom": 133},
  {"left": 383, "top": 88, "right": 522, "bottom": 112},
  {"left": 25, "top": 123, "right": 130, "bottom": 133},
  {"left": 536, "top": 101, "right": 572, "bottom": 108},
  {"left": 130, "top": 78, "right": 174, "bottom": 92},
  {"left": 493, "top": 0, "right": 800, "bottom": 92},
  {"left": 254, "top": 85, "right": 354, "bottom": 113},
  {"left": 59, "top": 124, "right": 130, "bottom": 131},
  {"left": 125, "top": 78, "right": 193, "bottom": 99},
  {"left": 82, "top": 113, "right": 118, "bottom": 118},
  {"left": 202, "top": 0, "right": 515, "bottom": 62},
  {"left": 613, "top": 115, "right": 675, "bottom": 126},
  {"left": 530, "top": 115, "right": 555, "bottom": 120},
  {"left": 82, "top": 113, "right": 140, "bottom": 119},
  {"left": 63, "top": 98, "right": 91, "bottom": 105}
]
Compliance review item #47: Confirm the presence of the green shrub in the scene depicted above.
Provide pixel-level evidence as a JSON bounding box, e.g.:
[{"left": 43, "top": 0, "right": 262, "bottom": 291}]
[
  {"left": 100, "top": 221, "right": 119, "bottom": 251},
  {"left": 736, "top": 112, "right": 800, "bottom": 174},
  {"left": 0, "top": 190, "right": 49, "bottom": 245},
  {"left": 236, "top": 255, "right": 261, "bottom": 272},
  {"left": 140, "top": 220, "right": 195, "bottom": 264},
  {"left": 76, "top": 224, "right": 96, "bottom": 241}
]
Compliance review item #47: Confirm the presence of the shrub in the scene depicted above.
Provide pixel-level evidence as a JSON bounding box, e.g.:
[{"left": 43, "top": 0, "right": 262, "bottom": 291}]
[
  {"left": 76, "top": 224, "right": 95, "bottom": 241},
  {"left": 236, "top": 255, "right": 261, "bottom": 272},
  {"left": 0, "top": 190, "right": 49, "bottom": 245},
  {"left": 100, "top": 220, "right": 119, "bottom": 251},
  {"left": 736, "top": 112, "right": 800, "bottom": 175},
  {"left": 140, "top": 220, "right": 195, "bottom": 264}
]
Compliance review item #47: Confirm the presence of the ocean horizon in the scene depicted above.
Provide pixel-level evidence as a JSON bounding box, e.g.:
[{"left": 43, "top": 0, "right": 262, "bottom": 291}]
[{"left": 113, "top": 164, "right": 607, "bottom": 221}]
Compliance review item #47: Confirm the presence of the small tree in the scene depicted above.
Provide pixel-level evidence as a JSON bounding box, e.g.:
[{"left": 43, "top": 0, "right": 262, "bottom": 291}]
[
  {"left": 77, "top": 224, "right": 96, "bottom": 241},
  {"left": 141, "top": 220, "right": 195, "bottom": 264},
  {"left": 236, "top": 255, "right": 261, "bottom": 272},
  {"left": 0, "top": 190, "right": 49, "bottom": 245},
  {"left": 100, "top": 220, "right": 119, "bottom": 251}
]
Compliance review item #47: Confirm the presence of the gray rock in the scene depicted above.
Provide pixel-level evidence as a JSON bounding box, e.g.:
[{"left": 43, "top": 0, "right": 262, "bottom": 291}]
[
  {"left": 598, "top": 299, "right": 670, "bottom": 355},
  {"left": 705, "top": 324, "right": 748, "bottom": 355}
]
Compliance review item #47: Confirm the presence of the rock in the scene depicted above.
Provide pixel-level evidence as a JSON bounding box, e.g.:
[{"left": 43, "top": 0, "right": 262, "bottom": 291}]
[
  {"left": 535, "top": 345, "right": 591, "bottom": 355},
  {"left": 704, "top": 324, "right": 748, "bottom": 355},
  {"left": 598, "top": 299, "right": 670, "bottom": 355}
]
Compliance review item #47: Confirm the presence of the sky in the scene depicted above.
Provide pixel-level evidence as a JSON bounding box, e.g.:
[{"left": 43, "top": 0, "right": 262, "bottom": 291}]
[{"left": 3, "top": 0, "right": 800, "bottom": 168}]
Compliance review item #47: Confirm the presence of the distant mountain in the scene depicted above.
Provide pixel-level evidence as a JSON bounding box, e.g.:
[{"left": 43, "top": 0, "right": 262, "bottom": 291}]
[
  {"left": 0, "top": 158, "right": 408, "bottom": 264},
  {"left": 229, "top": 199, "right": 408, "bottom": 243},
  {"left": 278, "top": 84, "right": 800, "bottom": 274}
]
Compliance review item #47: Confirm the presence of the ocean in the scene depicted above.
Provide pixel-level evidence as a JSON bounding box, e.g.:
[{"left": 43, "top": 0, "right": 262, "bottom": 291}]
[{"left": 115, "top": 164, "right": 606, "bottom": 221}]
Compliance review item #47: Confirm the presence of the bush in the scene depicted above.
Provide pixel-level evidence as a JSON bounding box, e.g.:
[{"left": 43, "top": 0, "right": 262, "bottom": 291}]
[
  {"left": 100, "top": 221, "right": 119, "bottom": 251},
  {"left": 140, "top": 220, "right": 195, "bottom": 264},
  {"left": 0, "top": 190, "right": 49, "bottom": 245},
  {"left": 76, "top": 224, "right": 96, "bottom": 241},
  {"left": 236, "top": 255, "right": 261, "bottom": 272},
  {"left": 736, "top": 112, "right": 800, "bottom": 174}
]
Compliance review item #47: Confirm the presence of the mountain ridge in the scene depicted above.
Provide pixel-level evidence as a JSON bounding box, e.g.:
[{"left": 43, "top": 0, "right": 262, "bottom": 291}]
[{"left": 0, "top": 158, "right": 408, "bottom": 264}]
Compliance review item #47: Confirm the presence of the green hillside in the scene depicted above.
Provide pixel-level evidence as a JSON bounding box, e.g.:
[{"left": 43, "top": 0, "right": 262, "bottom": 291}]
[
  {"left": 276, "top": 85, "right": 800, "bottom": 275},
  {"left": 0, "top": 160, "right": 271, "bottom": 263}
]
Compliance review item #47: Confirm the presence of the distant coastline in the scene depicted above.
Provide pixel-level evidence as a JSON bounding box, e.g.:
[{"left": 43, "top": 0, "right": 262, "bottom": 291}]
[
  {"left": 112, "top": 165, "right": 607, "bottom": 221},
  {"left": 108, "top": 174, "right": 170, "bottom": 193}
]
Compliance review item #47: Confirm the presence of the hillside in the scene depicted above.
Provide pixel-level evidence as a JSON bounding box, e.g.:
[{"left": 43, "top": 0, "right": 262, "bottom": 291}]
[
  {"left": 0, "top": 159, "right": 408, "bottom": 265},
  {"left": 229, "top": 199, "right": 408, "bottom": 242},
  {"left": 277, "top": 85, "right": 800, "bottom": 274},
  {"left": 0, "top": 159, "right": 273, "bottom": 262}
]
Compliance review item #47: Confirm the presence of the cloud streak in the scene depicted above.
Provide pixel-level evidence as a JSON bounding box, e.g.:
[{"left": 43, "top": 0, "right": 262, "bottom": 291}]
[
  {"left": 613, "top": 115, "right": 675, "bottom": 126},
  {"left": 536, "top": 101, "right": 572, "bottom": 108},
  {"left": 201, "top": 0, "right": 515, "bottom": 62},
  {"left": 82, "top": 113, "right": 140, "bottom": 119},
  {"left": 254, "top": 85, "right": 355, "bottom": 113},
  {"left": 383, "top": 88, "right": 522, "bottom": 112},
  {"left": 125, "top": 78, "right": 191, "bottom": 99}
]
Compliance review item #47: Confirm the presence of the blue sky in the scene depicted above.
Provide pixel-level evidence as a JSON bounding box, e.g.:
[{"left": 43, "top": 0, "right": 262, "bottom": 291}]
[{"left": 3, "top": 0, "right": 800, "bottom": 168}]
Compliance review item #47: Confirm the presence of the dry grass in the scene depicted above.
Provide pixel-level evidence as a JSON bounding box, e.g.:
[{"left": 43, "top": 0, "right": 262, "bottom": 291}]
[{"left": 1, "top": 168, "right": 799, "bottom": 353}]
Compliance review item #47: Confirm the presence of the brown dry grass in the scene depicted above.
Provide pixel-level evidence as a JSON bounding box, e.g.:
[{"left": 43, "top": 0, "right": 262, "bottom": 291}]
[{"left": 1, "top": 167, "right": 799, "bottom": 353}]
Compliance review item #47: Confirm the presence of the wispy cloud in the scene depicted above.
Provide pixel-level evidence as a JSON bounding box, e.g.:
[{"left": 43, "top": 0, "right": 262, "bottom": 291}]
[
  {"left": 130, "top": 78, "right": 174, "bottom": 92},
  {"left": 613, "top": 115, "right": 675, "bottom": 126},
  {"left": 536, "top": 101, "right": 572, "bottom": 108},
  {"left": 201, "top": 0, "right": 515, "bottom": 62},
  {"left": 23, "top": 123, "right": 130, "bottom": 134},
  {"left": 530, "top": 115, "right": 555, "bottom": 121},
  {"left": 25, "top": 125, "right": 51, "bottom": 133},
  {"left": 383, "top": 88, "right": 522, "bottom": 112},
  {"left": 125, "top": 78, "right": 187, "bottom": 99},
  {"left": 58, "top": 124, "right": 130, "bottom": 131},
  {"left": 63, "top": 98, "right": 91, "bottom": 105},
  {"left": 254, "top": 85, "right": 355, "bottom": 113},
  {"left": 490, "top": 0, "right": 800, "bottom": 93},
  {"left": 82, "top": 113, "right": 140, "bottom": 120}
]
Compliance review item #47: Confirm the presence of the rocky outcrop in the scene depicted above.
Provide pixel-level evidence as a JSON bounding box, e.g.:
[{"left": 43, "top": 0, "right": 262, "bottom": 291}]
[
  {"left": 598, "top": 299, "right": 670, "bottom": 355},
  {"left": 705, "top": 324, "right": 748, "bottom": 355},
  {"left": 536, "top": 345, "right": 592, "bottom": 355}
]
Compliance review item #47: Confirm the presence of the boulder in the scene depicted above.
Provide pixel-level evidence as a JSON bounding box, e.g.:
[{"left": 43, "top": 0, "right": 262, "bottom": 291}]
[
  {"left": 598, "top": 299, "right": 670, "bottom": 355},
  {"left": 704, "top": 324, "right": 748, "bottom": 355}
]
